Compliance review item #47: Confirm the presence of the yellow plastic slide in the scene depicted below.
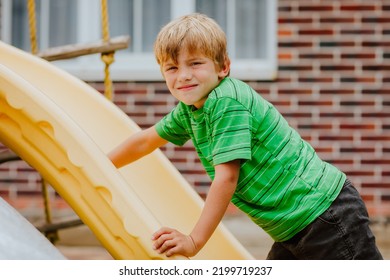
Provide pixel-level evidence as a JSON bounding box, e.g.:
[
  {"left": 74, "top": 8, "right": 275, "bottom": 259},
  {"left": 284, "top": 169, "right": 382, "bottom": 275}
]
[{"left": 0, "top": 41, "right": 253, "bottom": 260}]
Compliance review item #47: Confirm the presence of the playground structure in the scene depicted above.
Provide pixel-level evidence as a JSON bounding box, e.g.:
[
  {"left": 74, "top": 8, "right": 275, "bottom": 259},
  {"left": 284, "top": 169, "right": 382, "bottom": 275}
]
[
  {"left": 0, "top": 40, "right": 253, "bottom": 259},
  {"left": 0, "top": 196, "right": 66, "bottom": 260},
  {"left": 0, "top": 0, "right": 253, "bottom": 260}
]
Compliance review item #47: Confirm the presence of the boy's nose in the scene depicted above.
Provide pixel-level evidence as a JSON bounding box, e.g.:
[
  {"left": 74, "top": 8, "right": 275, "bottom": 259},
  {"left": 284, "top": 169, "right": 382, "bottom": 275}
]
[{"left": 178, "top": 67, "right": 192, "bottom": 81}]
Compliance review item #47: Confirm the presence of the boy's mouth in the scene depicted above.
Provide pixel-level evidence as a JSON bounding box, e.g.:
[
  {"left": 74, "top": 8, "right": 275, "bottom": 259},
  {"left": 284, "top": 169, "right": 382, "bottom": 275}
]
[{"left": 177, "top": 84, "right": 198, "bottom": 91}]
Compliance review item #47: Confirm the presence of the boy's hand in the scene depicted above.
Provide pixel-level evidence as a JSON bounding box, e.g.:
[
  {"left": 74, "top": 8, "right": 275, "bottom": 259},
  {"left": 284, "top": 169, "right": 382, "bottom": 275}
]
[{"left": 151, "top": 227, "right": 197, "bottom": 258}]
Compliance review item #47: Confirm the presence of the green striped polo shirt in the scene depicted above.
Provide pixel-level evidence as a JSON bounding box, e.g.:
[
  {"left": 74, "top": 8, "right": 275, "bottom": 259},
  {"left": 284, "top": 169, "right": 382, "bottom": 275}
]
[{"left": 155, "top": 77, "right": 346, "bottom": 242}]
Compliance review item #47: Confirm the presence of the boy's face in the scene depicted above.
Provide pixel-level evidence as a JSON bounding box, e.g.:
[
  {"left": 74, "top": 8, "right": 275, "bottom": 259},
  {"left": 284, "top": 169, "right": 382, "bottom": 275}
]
[{"left": 161, "top": 49, "right": 229, "bottom": 109}]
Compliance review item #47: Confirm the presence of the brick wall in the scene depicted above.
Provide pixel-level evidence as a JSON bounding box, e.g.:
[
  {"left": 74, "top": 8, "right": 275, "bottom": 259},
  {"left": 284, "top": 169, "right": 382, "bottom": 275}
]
[
  {"left": 1, "top": 0, "right": 389, "bottom": 220},
  {"left": 275, "top": 0, "right": 390, "bottom": 218}
]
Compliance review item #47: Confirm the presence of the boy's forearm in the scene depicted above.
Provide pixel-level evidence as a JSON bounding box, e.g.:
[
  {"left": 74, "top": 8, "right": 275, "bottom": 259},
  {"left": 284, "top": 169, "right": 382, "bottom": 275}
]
[
  {"left": 108, "top": 134, "right": 144, "bottom": 168},
  {"left": 190, "top": 160, "right": 240, "bottom": 252},
  {"left": 190, "top": 184, "right": 232, "bottom": 252},
  {"left": 150, "top": 161, "right": 240, "bottom": 258},
  {"left": 107, "top": 142, "right": 133, "bottom": 168},
  {"left": 108, "top": 126, "right": 167, "bottom": 168}
]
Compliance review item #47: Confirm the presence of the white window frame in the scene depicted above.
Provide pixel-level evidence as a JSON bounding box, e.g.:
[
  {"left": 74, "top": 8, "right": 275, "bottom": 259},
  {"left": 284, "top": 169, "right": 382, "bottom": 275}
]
[{"left": 1, "top": 0, "right": 277, "bottom": 81}]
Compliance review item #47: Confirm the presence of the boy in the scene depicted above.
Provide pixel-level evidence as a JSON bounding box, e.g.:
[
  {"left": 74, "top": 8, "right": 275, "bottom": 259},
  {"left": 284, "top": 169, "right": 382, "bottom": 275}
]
[{"left": 108, "top": 13, "right": 382, "bottom": 259}]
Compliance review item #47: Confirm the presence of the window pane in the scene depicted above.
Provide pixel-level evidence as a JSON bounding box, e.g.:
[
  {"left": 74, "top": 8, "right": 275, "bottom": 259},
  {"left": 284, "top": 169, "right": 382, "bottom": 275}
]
[
  {"left": 11, "top": 0, "right": 31, "bottom": 51},
  {"left": 48, "top": 0, "right": 77, "bottom": 48},
  {"left": 142, "top": 0, "right": 170, "bottom": 52},
  {"left": 11, "top": 0, "right": 77, "bottom": 51},
  {"left": 109, "top": 0, "right": 170, "bottom": 53},
  {"left": 109, "top": 0, "right": 134, "bottom": 51},
  {"left": 235, "top": 0, "right": 267, "bottom": 59},
  {"left": 195, "top": 0, "right": 227, "bottom": 32}
]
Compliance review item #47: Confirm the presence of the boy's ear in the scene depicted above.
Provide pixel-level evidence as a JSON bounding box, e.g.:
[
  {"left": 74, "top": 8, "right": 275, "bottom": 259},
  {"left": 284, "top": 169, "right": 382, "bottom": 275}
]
[{"left": 218, "top": 58, "right": 231, "bottom": 79}]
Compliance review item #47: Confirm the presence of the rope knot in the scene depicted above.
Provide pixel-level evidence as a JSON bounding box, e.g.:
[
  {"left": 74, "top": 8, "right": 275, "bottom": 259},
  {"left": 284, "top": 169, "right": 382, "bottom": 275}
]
[{"left": 101, "top": 52, "right": 115, "bottom": 65}]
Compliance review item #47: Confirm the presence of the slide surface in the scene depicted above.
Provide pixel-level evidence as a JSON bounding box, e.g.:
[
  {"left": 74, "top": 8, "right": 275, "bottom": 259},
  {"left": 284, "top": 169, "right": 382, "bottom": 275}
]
[
  {"left": 0, "top": 41, "right": 253, "bottom": 260},
  {"left": 0, "top": 197, "right": 66, "bottom": 260}
]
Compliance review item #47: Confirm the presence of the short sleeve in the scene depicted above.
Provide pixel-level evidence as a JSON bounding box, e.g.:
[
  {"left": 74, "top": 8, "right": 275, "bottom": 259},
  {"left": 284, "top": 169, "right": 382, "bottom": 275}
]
[
  {"left": 155, "top": 107, "right": 191, "bottom": 146},
  {"left": 208, "top": 98, "right": 252, "bottom": 165}
]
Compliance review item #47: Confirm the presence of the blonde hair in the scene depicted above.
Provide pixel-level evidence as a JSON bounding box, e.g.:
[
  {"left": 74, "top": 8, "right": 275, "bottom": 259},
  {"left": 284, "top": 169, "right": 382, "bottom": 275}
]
[{"left": 154, "top": 13, "right": 229, "bottom": 70}]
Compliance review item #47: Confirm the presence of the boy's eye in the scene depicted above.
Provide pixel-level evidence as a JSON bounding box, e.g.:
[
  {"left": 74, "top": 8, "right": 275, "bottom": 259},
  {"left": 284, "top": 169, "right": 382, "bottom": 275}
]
[{"left": 165, "top": 66, "right": 177, "bottom": 72}]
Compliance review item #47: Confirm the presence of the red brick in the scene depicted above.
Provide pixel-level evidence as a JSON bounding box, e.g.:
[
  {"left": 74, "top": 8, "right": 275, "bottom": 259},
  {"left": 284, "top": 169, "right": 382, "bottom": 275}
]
[
  {"left": 300, "top": 134, "right": 313, "bottom": 142},
  {"left": 340, "top": 76, "right": 377, "bottom": 83},
  {"left": 314, "top": 146, "right": 334, "bottom": 153},
  {"left": 362, "top": 17, "right": 390, "bottom": 23},
  {"left": 363, "top": 87, "right": 390, "bottom": 95},
  {"left": 279, "top": 64, "right": 314, "bottom": 71},
  {"left": 320, "top": 89, "right": 355, "bottom": 95},
  {"left": 299, "top": 29, "right": 334, "bottom": 36},
  {"left": 361, "top": 194, "right": 375, "bottom": 202},
  {"left": 340, "top": 100, "right": 376, "bottom": 107},
  {"left": 320, "top": 64, "right": 355, "bottom": 71},
  {"left": 363, "top": 64, "right": 390, "bottom": 71},
  {"left": 272, "top": 100, "right": 291, "bottom": 107},
  {"left": 382, "top": 195, "right": 390, "bottom": 202},
  {"left": 278, "top": 88, "right": 313, "bottom": 95},
  {"left": 341, "top": 52, "right": 376, "bottom": 60},
  {"left": 298, "top": 123, "right": 333, "bottom": 130},
  {"left": 299, "top": 5, "right": 334, "bottom": 12},
  {"left": 361, "top": 159, "right": 390, "bottom": 165},
  {"left": 340, "top": 5, "right": 377, "bottom": 11},
  {"left": 361, "top": 135, "right": 390, "bottom": 141},
  {"left": 134, "top": 100, "right": 167, "bottom": 106},
  {"left": 298, "top": 100, "right": 334, "bottom": 106},
  {"left": 283, "top": 112, "right": 312, "bottom": 119},
  {"left": 362, "top": 41, "right": 390, "bottom": 47},
  {"left": 340, "top": 147, "right": 376, "bottom": 153},
  {"left": 320, "top": 17, "right": 356, "bottom": 24},
  {"left": 319, "top": 135, "right": 354, "bottom": 141},
  {"left": 339, "top": 123, "right": 376, "bottom": 130},
  {"left": 278, "top": 2, "right": 292, "bottom": 12},
  {"left": 272, "top": 75, "right": 292, "bottom": 83},
  {"left": 320, "top": 41, "right": 356, "bottom": 48},
  {"left": 326, "top": 159, "right": 354, "bottom": 165},
  {"left": 279, "top": 41, "right": 314, "bottom": 48},
  {"left": 340, "top": 28, "right": 377, "bottom": 35},
  {"left": 345, "top": 170, "right": 375, "bottom": 177},
  {"left": 278, "top": 52, "right": 294, "bottom": 61},
  {"left": 299, "top": 52, "right": 334, "bottom": 60},
  {"left": 362, "top": 182, "right": 390, "bottom": 189},
  {"left": 278, "top": 28, "right": 294, "bottom": 37},
  {"left": 279, "top": 17, "right": 313, "bottom": 24},
  {"left": 298, "top": 76, "right": 334, "bottom": 83}
]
